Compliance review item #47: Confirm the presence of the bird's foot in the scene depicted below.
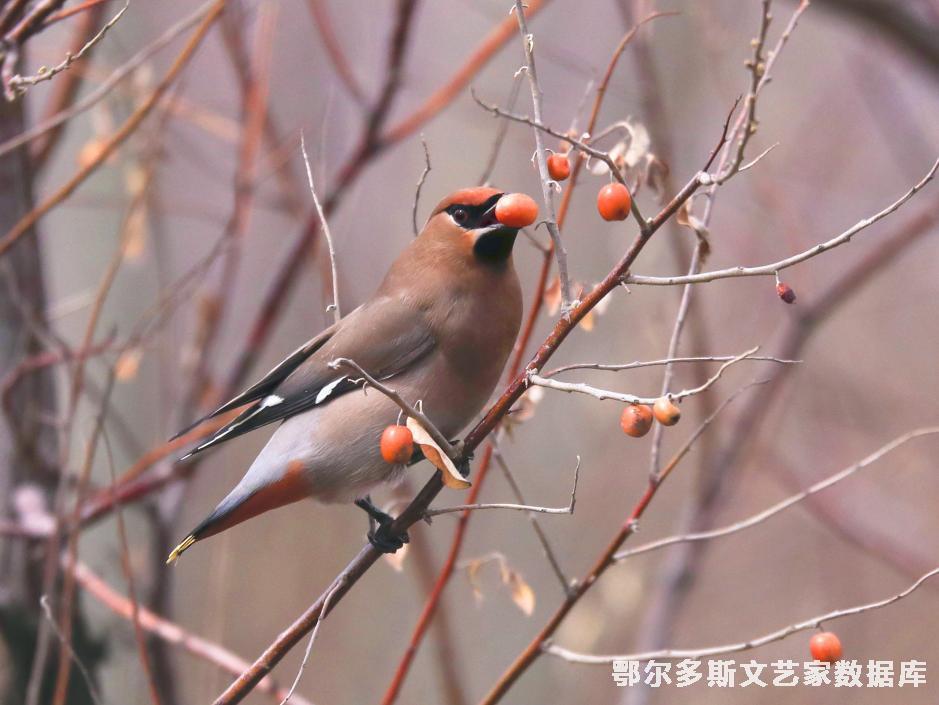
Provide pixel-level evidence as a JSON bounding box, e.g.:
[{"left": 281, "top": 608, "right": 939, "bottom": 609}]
[
  {"left": 355, "top": 497, "right": 409, "bottom": 554},
  {"left": 369, "top": 520, "right": 410, "bottom": 554}
]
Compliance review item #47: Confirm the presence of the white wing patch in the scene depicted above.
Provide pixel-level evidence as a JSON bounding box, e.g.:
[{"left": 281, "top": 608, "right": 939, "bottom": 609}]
[
  {"left": 260, "top": 394, "right": 284, "bottom": 408},
  {"left": 315, "top": 377, "right": 346, "bottom": 404}
]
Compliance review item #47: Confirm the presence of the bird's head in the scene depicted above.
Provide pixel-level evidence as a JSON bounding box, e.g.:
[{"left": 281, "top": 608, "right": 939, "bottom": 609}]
[{"left": 421, "top": 187, "right": 518, "bottom": 265}]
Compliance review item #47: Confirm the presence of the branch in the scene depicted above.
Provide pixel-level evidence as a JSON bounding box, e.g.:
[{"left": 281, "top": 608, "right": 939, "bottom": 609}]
[
  {"left": 300, "top": 134, "right": 340, "bottom": 322},
  {"left": 544, "top": 354, "right": 799, "bottom": 378},
  {"left": 426, "top": 456, "right": 579, "bottom": 517},
  {"left": 411, "top": 135, "right": 431, "bottom": 236},
  {"left": 511, "top": 0, "right": 573, "bottom": 310},
  {"left": 0, "top": 0, "right": 227, "bottom": 257},
  {"left": 327, "top": 357, "right": 456, "bottom": 458},
  {"left": 529, "top": 347, "right": 760, "bottom": 405},
  {"left": 627, "top": 157, "right": 939, "bottom": 286},
  {"left": 6, "top": 0, "right": 129, "bottom": 98},
  {"left": 546, "top": 565, "right": 939, "bottom": 663},
  {"left": 615, "top": 427, "right": 939, "bottom": 561}
]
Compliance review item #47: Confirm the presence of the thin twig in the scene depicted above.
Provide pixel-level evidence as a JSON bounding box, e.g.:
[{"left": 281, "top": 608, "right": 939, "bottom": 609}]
[
  {"left": 328, "top": 357, "right": 455, "bottom": 458},
  {"left": 0, "top": 0, "right": 217, "bottom": 160},
  {"left": 39, "top": 596, "right": 105, "bottom": 705},
  {"left": 615, "top": 427, "right": 939, "bottom": 562},
  {"left": 279, "top": 576, "right": 345, "bottom": 704},
  {"left": 529, "top": 347, "right": 759, "bottom": 405},
  {"left": 627, "top": 158, "right": 939, "bottom": 286},
  {"left": 0, "top": 0, "right": 227, "bottom": 257},
  {"left": 491, "top": 443, "right": 572, "bottom": 594},
  {"left": 427, "top": 456, "right": 578, "bottom": 517},
  {"left": 300, "top": 133, "right": 340, "bottom": 321},
  {"left": 544, "top": 354, "right": 798, "bottom": 378},
  {"left": 7, "top": 0, "right": 129, "bottom": 97},
  {"left": 511, "top": 0, "right": 573, "bottom": 311},
  {"left": 411, "top": 135, "right": 431, "bottom": 235},
  {"left": 546, "top": 565, "right": 939, "bottom": 663}
]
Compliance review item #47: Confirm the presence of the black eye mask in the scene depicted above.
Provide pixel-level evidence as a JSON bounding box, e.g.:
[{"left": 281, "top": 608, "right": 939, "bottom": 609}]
[{"left": 445, "top": 193, "right": 504, "bottom": 230}]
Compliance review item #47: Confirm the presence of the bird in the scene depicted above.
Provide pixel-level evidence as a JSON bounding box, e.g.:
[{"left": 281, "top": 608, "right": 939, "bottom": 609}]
[{"left": 167, "top": 187, "right": 523, "bottom": 562}]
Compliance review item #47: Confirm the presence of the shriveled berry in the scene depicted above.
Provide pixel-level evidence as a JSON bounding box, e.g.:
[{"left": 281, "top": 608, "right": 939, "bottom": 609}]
[
  {"left": 620, "top": 404, "right": 653, "bottom": 438},
  {"left": 653, "top": 397, "right": 681, "bottom": 426},
  {"left": 777, "top": 282, "right": 796, "bottom": 304}
]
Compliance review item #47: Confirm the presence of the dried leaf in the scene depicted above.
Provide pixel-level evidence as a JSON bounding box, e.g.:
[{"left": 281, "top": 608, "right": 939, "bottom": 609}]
[
  {"left": 115, "top": 347, "right": 142, "bottom": 381},
  {"left": 406, "top": 417, "right": 470, "bottom": 490},
  {"left": 622, "top": 118, "right": 651, "bottom": 168},
  {"left": 467, "top": 558, "right": 485, "bottom": 604},
  {"left": 507, "top": 570, "right": 535, "bottom": 616}
]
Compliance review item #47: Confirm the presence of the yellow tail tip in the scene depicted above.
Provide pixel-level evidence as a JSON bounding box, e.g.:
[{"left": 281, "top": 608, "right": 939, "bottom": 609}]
[{"left": 166, "top": 534, "right": 196, "bottom": 564}]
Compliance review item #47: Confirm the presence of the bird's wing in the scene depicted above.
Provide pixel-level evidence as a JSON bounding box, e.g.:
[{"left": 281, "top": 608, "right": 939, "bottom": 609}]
[
  {"left": 170, "top": 311, "right": 351, "bottom": 442},
  {"left": 179, "top": 297, "right": 436, "bottom": 458}
]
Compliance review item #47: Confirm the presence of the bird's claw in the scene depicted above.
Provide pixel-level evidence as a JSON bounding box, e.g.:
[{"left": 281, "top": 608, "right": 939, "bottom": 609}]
[{"left": 369, "top": 519, "right": 409, "bottom": 554}]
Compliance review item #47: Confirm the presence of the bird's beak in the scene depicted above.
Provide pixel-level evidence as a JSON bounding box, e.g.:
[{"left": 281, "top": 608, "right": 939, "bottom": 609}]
[
  {"left": 472, "top": 201, "right": 518, "bottom": 260},
  {"left": 472, "top": 202, "right": 516, "bottom": 239}
]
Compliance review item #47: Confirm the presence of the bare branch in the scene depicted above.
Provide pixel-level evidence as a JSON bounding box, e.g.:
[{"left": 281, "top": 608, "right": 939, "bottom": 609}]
[
  {"left": 546, "top": 565, "right": 939, "bottom": 663},
  {"left": 530, "top": 347, "right": 759, "bottom": 405},
  {"left": 627, "top": 158, "right": 939, "bottom": 286},
  {"left": 427, "top": 456, "right": 579, "bottom": 517},
  {"left": 617, "top": 427, "right": 939, "bottom": 561},
  {"left": 327, "top": 357, "right": 456, "bottom": 458},
  {"left": 511, "top": 0, "right": 573, "bottom": 311},
  {"left": 6, "top": 0, "right": 129, "bottom": 98},
  {"left": 300, "top": 133, "right": 340, "bottom": 322},
  {"left": 544, "top": 354, "right": 799, "bottom": 378},
  {"left": 411, "top": 135, "right": 431, "bottom": 236},
  {"left": 279, "top": 576, "right": 346, "bottom": 704}
]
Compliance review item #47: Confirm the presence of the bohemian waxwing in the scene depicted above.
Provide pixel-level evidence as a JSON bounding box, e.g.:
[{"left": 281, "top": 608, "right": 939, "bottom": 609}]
[{"left": 168, "top": 187, "right": 523, "bottom": 561}]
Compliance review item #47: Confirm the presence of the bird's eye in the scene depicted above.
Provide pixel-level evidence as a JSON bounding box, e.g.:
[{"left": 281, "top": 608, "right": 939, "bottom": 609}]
[{"left": 451, "top": 208, "right": 469, "bottom": 226}]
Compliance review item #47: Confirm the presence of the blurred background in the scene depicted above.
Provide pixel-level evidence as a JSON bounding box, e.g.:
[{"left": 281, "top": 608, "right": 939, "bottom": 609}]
[{"left": 1, "top": 0, "right": 938, "bottom": 703}]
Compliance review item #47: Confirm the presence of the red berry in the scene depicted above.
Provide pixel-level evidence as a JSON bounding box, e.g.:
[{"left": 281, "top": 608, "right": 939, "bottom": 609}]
[
  {"left": 809, "top": 632, "right": 843, "bottom": 663},
  {"left": 620, "top": 405, "right": 653, "bottom": 438},
  {"left": 547, "top": 154, "right": 571, "bottom": 181},
  {"left": 597, "top": 183, "right": 632, "bottom": 221},
  {"left": 495, "top": 193, "right": 539, "bottom": 228},
  {"left": 652, "top": 397, "right": 681, "bottom": 426},
  {"left": 380, "top": 425, "right": 414, "bottom": 464},
  {"left": 777, "top": 282, "right": 796, "bottom": 304}
]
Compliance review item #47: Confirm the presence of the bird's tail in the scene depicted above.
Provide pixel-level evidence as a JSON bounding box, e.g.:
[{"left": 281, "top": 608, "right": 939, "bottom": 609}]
[
  {"left": 166, "top": 534, "right": 196, "bottom": 564},
  {"left": 165, "top": 462, "right": 312, "bottom": 564}
]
